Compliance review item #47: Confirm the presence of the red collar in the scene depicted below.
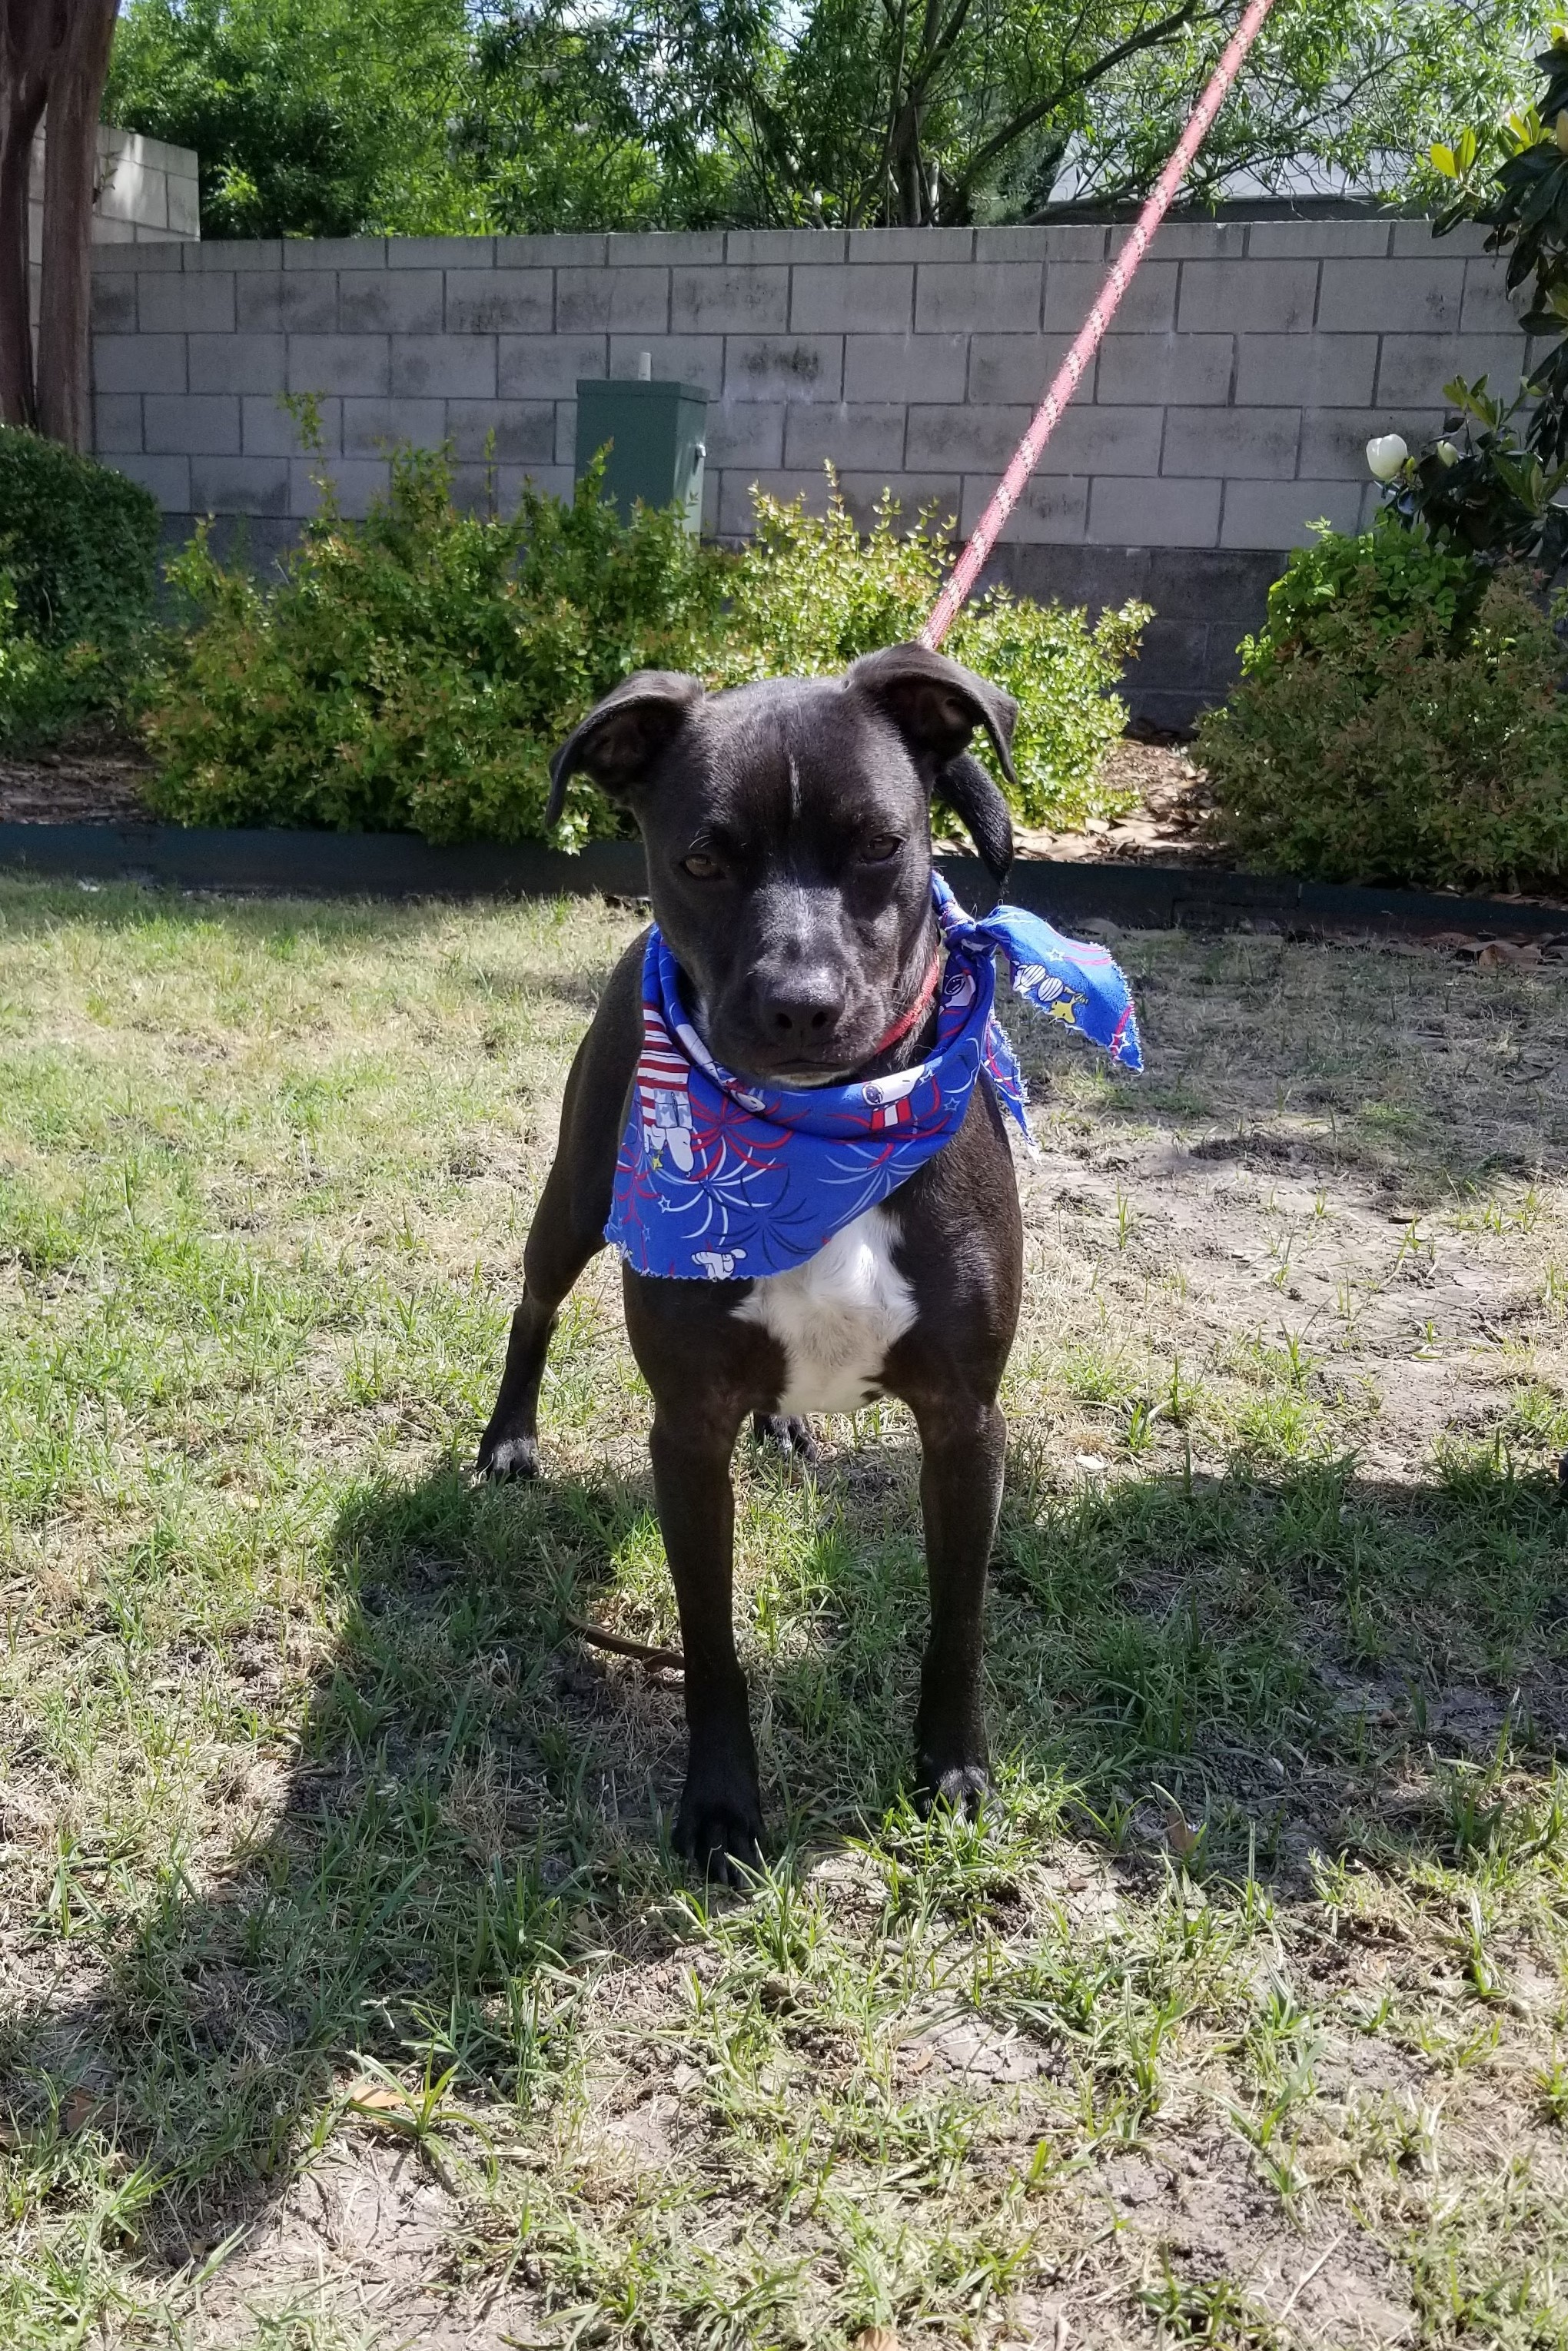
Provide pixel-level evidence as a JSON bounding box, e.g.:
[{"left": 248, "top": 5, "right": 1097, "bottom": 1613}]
[{"left": 867, "top": 945, "right": 943, "bottom": 1060}]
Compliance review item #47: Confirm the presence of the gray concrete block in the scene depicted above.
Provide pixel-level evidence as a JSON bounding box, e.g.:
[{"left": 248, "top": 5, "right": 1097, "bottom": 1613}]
[
  {"left": 1161, "top": 406, "right": 1300, "bottom": 479},
  {"left": 783, "top": 401, "right": 906, "bottom": 468},
  {"left": 554, "top": 403, "right": 577, "bottom": 467},
  {"left": 725, "top": 334, "right": 844, "bottom": 400},
  {"left": 846, "top": 227, "right": 975, "bottom": 261},
  {"left": 905, "top": 403, "right": 1030, "bottom": 470},
  {"left": 284, "top": 237, "right": 384, "bottom": 271},
  {"left": 670, "top": 265, "right": 789, "bottom": 334},
  {"left": 105, "top": 452, "right": 190, "bottom": 509},
  {"left": 556, "top": 267, "right": 669, "bottom": 333},
  {"left": 703, "top": 402, "right": 786, "bottom": 469},
  {"left": 241, "top": 393, "right": 341, "bottom": 456},
  {"left": 291, "top": 457, "right": 389, "bottom": 517},
  {"left": 915, "top": 261, "right": 1041, "bottom": 333},
  {"left": 390, "top": 334, "right": 497, "bottom": 397},
  {"left": 1035, "top": 403, "right": 1164, "bottom": 475},
  {"left": 607, "top": 230, "right": 726, "bottom": 264},
  {"left": 1374, "top": 333, "right": 1523, "bottom": 403},
  {"left": 188, "top": 331, "right": 287, "bottom": 393},
  {"left": 88, "top": 242, "right": 151, "bottom": 271},
  {"left": 845, "top": 332, "right": 968, "bottom": 403},
  {"left": 1115, "top": 220, "right": 1247, "bottom": 261},
  {"left": 145, "top": 393, "right": 241, "bottom": 455},
  {"left": 93, "top": 393, "right": 143, "bottom": 453},
  {"left": 107, "top": 239, "right": 185, "bottom": 269},
  {"left": 1297, "top": 405, "right": 1445, "bottom": 480},
  {"left": 1177, "top": 258, "right": 1316, "bottom": 333},
  {"left": 966, "top": 332, "right": 1074, "bottom": 403},
  {"left": 609, "top": 334, "right": 724, "bottom": 391},
  {"left": 341, "top": 396, "right": 446, "bottom": 455},
  {"left": 960, "top": 468, "right": 1087, "bottom": 542},
  {"left": 1087, "top": 474, "right": 1221, "bottom": 546},
  {"left": 186, "top": 238, "right": 283, "bottom": 271},
  {"left": 496, "top": 233, "right": 606, "bottom": 267},
  {"left": 446, "top": 269, "right": 553, "bottom": 334},
  {"left": 724, "top": 229, "right": 848, "bottom": 263},
  {"left": 1246, "top": 219, "right": 1391, "bottom": 259},
  {"left": 92, "top": 334, "right": 187, "bottom": 393},
  {"left": 288, "top": 334, "right": 391, "bottom": 397},
  {"left": 791, "top": 264, "right": 913, "bottom": 334},
  {"left": 497, "top": 462, "right": 574, "bottom": 506},
  {"left": 1234, "top": 332, "right": 1377, "bottom": 407},
  {"left": 137, "top": 270, "right": 234, "bottom": 331},
  {"left": 1318, "top": 257, "right": 1464, "bottom": 333},
  {"left": 978, "top": 225, "right": 1105, "bottom": 261},
  {"left": 1392, "top": 218, "right": 1487, "bottom": 256},
  {"left": 1460, "top": 257, "right": 1525, "bottom": 335},
  {"left": 498, "top": 335, "right": 608, "bottom": 397},
  {"left": 1221, "top": 477, "right": 1362, "bottom": 547},
  {"left": 394, "top": 235, "right": 494, "bottom": 269},
  {"left": 90, "top": 274, "right": 137, "bottom": 330},
  {"left": 1098, "top": 332, "right": 1232, "bottom": 405},
  {"left": 445, "top": 399, "right": 556, "bottom": 463},
  {"left": 189, "top": 456, "right": 287, "bottom": 515},
  {"left": 338, "top": 269, "right": 444, "bottom": 333},
  {"left": 1046, "top": 260, "right": 1176, "bottom": 332},
  {"left": 237, "top": 274, "right": 337, "bottom": 334}
]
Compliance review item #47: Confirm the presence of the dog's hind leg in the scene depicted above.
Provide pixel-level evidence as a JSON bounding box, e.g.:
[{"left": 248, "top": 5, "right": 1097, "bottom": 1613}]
[{"left": 477, "top": 937, "right": 644, "bottom": 1482}]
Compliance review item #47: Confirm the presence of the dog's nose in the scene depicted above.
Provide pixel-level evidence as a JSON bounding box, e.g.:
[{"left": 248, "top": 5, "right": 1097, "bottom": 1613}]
[{"left": 761, "top": 981, "right": 840, "bottom": 1045}]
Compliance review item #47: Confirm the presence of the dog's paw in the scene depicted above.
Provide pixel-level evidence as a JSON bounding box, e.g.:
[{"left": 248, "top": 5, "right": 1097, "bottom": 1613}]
[
  {"left": 916, "top": 1760, "right": 991, "bottom": 1822},
  {"left": 475, "top": 1432, "right": 540, "bottom": 1483},
  {"left": 673, "top": 1782, "right": 766, "bottom": 1888},
  {"left": 752, "top": 1412, "right": 819, "bottom": 1467}
]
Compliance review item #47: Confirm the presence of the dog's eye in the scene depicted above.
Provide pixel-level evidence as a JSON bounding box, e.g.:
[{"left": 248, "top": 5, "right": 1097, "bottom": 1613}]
[
  {"left": 682, "top": 852, "right": 724, "bottom": 880},
  {"left": 862, "top": 834, "right": 902, "bottom": 865}
]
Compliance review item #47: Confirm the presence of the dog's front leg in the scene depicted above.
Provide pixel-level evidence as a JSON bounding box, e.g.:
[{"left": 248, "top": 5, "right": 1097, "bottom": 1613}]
[
  {"left": 911, "top": 1397, "right": 1006, "bottom": 1815},
  {"left": 649, "top": 1411, "right": 763, "bottom": 1884}
]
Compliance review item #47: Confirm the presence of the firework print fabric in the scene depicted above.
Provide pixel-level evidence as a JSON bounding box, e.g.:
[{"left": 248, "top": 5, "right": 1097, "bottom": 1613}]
[{"left": 607, "top": 872, "right": 1141, "bottom": 1281}]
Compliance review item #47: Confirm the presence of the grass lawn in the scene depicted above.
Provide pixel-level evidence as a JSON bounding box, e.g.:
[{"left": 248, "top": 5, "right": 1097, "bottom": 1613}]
[{"left": 2, "top": 878, "right": 1566, "bottom": 2350}]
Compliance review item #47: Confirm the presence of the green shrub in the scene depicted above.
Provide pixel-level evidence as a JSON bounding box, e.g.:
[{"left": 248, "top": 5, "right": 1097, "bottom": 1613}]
[
  {"left": 0, "top": 427, "right": 162, "bottom": 747},
  {"left": 1197, "top": 530, "right": 1568, "bottom": 892},
  {"left": 148, "top": 447, "right": 732, "bottom": 845},
  {"left": 147, "top": 451, "right": 1148, "bottom": 844},
  {"left": 716, "top": 480, "right": 1151, "bottom": 833},
  {"left": 0, "top": 426, "right": 160, "bottom": 646}
]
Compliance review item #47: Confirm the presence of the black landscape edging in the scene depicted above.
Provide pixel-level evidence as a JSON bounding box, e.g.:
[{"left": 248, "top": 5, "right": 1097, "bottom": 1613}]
[{"left": 2, "top": 820, "right": 1566, "bottom": 940}]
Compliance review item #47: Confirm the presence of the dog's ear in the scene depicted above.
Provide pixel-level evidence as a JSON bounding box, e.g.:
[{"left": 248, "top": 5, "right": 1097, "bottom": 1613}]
[
  {"left": 548, "top": 672, "right": 704, "bottom": 825},
  {"left": 845, "top": 642, "right": 1017, "bottom": 892}
]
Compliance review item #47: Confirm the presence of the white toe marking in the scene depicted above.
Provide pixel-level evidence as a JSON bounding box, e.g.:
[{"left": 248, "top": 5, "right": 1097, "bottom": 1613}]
[{"left": 735, "top": 1205, "right": 917, "bottom": 1414}]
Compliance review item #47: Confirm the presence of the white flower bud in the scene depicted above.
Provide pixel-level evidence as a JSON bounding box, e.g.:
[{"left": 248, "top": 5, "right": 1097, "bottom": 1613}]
[
  {"left": 1435, "top": 439, "right": 1460, "bottom": 468},
  {"left": 1366, "top": 434, "right": 1410, "bottom": 483}
]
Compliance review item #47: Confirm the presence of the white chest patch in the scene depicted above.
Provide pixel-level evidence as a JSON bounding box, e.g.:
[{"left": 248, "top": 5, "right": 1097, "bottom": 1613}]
[{"left": 735, "top": 1205, "right": 918, "bottom": 1415}]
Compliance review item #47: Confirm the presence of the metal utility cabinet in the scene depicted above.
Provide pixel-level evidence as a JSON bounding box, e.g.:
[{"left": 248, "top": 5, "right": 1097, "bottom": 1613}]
[{"left": 573, "top": 375, "right": 708, "bottom": 531}]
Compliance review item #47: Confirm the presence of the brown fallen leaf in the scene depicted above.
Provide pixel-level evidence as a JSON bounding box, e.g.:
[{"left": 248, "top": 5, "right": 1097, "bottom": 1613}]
[
  {"left": 1161, "top": 1798, "right": 1204, "bottom": 1859},
  {"left": 344, "top": 2079, "right": 409, "bottom": 2118},
  {"left": 61, "top": 2087, "right": 102, "bottom": 2134}
]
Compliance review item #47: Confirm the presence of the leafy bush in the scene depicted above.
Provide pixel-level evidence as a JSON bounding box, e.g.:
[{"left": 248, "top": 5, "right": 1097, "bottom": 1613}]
[
  {"left": 146, "top": 452, "right": 1149, "bottom": 843},
  {"left": 0, "top": 427, "right": 162, "bottom": 746},
  {"left": 716, "top": 481, "right": 1150, "bottom": 832},
  {"left": 1197, "top": 525, "right": 1568, "bottom": 892},
  {"left": 148, "top": 448, "right": 731, "bottom": 845}
]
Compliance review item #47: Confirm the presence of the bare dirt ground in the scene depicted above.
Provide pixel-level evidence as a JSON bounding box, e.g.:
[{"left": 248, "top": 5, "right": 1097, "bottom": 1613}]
[{"left": 1, "top": 890, "right": 1566, "bottom": 2349}]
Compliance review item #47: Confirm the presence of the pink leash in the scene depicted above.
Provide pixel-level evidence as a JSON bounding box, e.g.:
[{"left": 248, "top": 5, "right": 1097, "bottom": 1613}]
[{"left": 920, "top": 0, "right": 1281, "bottom": 652}]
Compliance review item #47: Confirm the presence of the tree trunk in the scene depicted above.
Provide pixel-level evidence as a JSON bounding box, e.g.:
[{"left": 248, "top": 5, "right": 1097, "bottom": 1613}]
[
  {"left": 37, "top": 0, "right": 119, "bottom": 450},
  {"left": 0, "top": 3, "right": 54, "bottom": 430},
  {"left": 889, "top": 95, "right": 927, "bottom": 226}
]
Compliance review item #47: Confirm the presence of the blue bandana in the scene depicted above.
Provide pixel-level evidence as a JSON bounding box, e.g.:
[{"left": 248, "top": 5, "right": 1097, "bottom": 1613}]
[{"left": 608, "top": 874, "right": 1141, "bottom": 1280}]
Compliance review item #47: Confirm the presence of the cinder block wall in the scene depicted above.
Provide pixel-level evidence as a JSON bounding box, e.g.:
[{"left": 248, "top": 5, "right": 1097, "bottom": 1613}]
[{"left": 90, "top": 218, "right": 1526, "bottom": 726}]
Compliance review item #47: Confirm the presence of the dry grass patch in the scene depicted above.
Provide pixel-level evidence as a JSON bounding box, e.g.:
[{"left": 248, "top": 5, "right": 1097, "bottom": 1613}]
[{"left": 1, "top": 884, "right": 1566, "bottom": 2349}]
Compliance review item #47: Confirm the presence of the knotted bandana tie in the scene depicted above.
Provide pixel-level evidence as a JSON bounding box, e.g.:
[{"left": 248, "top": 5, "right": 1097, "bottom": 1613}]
[{"left": 608, "top": 872, "right": 1141, "bottom": 1281}]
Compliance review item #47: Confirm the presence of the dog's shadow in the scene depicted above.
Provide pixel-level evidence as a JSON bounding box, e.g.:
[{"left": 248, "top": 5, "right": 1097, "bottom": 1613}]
[{"left": 2, "top": 1439, "right": 1561, "bottom": 2283}]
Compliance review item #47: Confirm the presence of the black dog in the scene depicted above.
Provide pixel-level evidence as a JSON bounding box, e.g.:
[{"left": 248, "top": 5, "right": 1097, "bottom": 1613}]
[{"left": 478, "top": 643, "right": 1025, "bottom": 1880}]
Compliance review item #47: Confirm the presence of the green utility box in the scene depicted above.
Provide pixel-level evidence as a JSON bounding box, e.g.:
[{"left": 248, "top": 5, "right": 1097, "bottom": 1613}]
[{"left": 574, "top": 377, "right": 708, "bottom": 531}]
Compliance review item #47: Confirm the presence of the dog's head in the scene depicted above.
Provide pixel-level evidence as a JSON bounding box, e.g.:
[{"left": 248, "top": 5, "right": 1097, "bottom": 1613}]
[{"left": 549, "top": 643, "right": 1018, "bottom": 1084}]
